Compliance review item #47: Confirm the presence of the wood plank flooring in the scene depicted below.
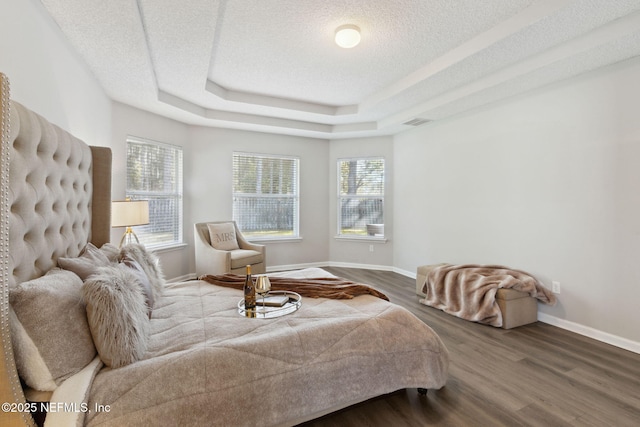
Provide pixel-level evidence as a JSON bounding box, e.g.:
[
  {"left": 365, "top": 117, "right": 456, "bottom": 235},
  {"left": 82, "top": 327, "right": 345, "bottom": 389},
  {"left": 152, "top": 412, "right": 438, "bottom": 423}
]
[{"left": 297, "top": 267, "right": 640, "bottom": 427}]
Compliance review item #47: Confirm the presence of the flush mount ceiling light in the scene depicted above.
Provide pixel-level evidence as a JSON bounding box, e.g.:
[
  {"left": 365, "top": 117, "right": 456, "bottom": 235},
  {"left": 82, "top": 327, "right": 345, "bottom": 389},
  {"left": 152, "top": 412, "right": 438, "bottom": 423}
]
[{"left": 335, "top": 24, "right": 361, "bottom": 48}]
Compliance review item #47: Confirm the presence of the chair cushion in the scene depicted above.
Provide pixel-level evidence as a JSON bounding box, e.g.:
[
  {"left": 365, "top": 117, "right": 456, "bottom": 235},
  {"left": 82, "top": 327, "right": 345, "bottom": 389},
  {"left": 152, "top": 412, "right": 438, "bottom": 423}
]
[
  {"left": 207, "top": 223, "right": 240, "bottom": 251},
  {"left": 230, "top": 249, "right": 263, "bottom": 270}
]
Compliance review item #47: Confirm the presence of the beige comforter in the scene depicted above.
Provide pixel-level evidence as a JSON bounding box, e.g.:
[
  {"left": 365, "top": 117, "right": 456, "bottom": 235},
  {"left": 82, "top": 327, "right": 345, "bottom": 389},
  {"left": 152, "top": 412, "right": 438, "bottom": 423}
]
[
  {"left": 421, "top": 264, "right": 556, "bottom": 327},
  {"left": 83, "top": 269, "right": 448, "bottom": 426}
]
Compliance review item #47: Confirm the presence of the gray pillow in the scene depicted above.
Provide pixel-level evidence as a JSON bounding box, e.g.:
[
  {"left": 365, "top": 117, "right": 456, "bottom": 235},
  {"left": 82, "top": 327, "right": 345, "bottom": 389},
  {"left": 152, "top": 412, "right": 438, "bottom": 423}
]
[
  {"left": 120, "top": 256, "right": 155, "bottom": 317},
  {"left": 83, "top": 265, "right": 150, "bottom": 368},
  {"left": 119, "top": 243, "right": 165, "bottom": 300},
  {"left": 58, "top": 243, "right": 113, "bottom": 280},
  {"left": 207, "top": 222, "right": 240, "bottom": 251},
  {"left": 9, "top": 269, "right": 96, "bottom": 391},
  {"left": 99, "top": 242, "right": 121, "bottom": 263}
]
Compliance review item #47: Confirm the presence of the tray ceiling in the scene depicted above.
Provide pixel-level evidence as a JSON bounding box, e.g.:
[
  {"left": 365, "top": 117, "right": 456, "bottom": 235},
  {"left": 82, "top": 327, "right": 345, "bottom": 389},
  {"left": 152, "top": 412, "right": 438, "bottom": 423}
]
[{"left": 40, "top": 0, "right": 640, "bottom": 138}]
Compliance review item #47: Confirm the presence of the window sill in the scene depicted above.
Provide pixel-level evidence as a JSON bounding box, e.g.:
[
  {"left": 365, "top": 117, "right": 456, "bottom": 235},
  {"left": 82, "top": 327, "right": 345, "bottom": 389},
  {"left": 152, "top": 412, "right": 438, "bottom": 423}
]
[
  {"left": 147, "top": 243, "right": 188, "bottom": 253},
  {"left": 334, "top": 235, "right": 388, "bottom": 243},
  {"left": 248, "top": 237, "right": 303, "bottom": 244}
]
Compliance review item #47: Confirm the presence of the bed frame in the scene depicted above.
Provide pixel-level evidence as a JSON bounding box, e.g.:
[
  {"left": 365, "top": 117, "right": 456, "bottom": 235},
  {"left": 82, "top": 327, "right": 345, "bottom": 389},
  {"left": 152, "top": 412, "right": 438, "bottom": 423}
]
[{"left": 0, "top": 72, "right": 112, "bottom": 426}]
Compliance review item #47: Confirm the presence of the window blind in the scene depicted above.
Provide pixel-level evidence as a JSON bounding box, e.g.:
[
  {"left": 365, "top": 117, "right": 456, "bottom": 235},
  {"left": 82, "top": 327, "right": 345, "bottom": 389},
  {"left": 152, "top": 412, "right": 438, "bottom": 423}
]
[
  {"left": 232, "top": 152, "right": 299, "bottom": 238},
  {"left": 126, "top": 137, "right": 183, "bottom": 248}
]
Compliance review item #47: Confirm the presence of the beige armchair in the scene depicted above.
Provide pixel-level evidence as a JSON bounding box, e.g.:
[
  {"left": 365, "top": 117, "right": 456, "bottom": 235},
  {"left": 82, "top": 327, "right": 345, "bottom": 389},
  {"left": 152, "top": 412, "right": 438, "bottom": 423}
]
[{"left": 194, "top": 221, "right": 266, "bottom": 276}]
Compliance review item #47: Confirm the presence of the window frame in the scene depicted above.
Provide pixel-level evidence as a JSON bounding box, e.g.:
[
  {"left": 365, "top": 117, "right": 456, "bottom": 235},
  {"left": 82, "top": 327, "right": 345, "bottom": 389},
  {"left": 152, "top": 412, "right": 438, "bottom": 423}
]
[
  {"left": 336, "top": 156, "right": 385, "bottom": 240},
  {"left": 232, "top": 151, "right": 300, "bottom": 241},
  {"left": 125, "top": 136, "right": 184, "bottom": 250}
]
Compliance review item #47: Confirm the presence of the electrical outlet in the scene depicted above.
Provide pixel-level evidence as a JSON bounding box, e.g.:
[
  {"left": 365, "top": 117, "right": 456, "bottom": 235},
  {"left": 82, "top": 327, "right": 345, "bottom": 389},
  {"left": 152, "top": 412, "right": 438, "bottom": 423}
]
[
  {"left": 369, "top": 245, "right": 374, "bottom": 252},
  {"left": 552, "top": 281, "right": 561, "bottom": 294}
]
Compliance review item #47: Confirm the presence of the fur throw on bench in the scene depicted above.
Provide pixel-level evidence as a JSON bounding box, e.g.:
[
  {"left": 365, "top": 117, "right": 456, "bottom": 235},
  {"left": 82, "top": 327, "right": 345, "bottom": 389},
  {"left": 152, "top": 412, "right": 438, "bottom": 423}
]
[{"left": 420, "top": 264, "right": 556, "bottom": 327}]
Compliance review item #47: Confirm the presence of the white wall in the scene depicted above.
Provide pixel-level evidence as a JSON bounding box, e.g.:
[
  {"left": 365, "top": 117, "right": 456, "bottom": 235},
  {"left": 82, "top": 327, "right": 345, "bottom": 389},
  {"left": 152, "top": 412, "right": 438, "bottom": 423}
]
[
  {"left": 0, "top": 0, "right": 111, "bottom": 147},
  {"left": 329, "top": 136, "right": 394, "bottom": 267},
  {"left": 187, "top": 126, "right": 330, "bottom": 271},
  {"left": 394, "top": 57, "right": 640, "bottom": 346}
]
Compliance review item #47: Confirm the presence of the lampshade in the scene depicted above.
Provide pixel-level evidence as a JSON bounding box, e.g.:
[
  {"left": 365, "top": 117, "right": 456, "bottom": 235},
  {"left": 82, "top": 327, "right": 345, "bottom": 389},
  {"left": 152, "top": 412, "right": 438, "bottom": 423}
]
[
  {"left": 111, "top": 200, "right": 149, "bottom": 227},
  {"left": 335, "top": 24, "right": 361, "bottom": 48}
]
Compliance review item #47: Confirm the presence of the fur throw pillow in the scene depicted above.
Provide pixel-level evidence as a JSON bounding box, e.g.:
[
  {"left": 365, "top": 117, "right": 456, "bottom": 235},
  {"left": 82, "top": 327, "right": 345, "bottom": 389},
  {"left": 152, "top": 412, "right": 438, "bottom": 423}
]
[
  {"left": 83, "top": 265, "right": 150, "bottom": 368},
  {"left": 99, "top": 242, "right": 121, "bottom": 263},
  {"left": 120, "top": 256, "right": 155, "bottom": 316},
  {"left": 119, "top": 243, "right": 165, "bottom": 300}
]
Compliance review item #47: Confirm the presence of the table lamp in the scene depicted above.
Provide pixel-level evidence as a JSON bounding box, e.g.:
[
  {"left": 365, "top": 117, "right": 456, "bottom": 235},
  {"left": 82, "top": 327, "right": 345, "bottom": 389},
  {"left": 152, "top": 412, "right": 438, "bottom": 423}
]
[{"left": 112, "top": 199, "right": 149, "bottom": 247}]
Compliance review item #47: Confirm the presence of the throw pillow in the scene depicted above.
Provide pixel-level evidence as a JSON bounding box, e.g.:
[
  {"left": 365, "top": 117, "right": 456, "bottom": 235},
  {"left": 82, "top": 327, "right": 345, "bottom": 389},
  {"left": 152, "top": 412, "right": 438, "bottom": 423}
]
[
  {"left": 99, "top": 242, "right": 121, "bottom": 263},
  {"left": 119, "top": 243, "right": 165, "bottom": 300},
  {"left": 58, "top": 243, "right": 113, "bottom": 280},
  {"left": 120, "top": 256, "right": 155, "bottom": 316},
  {"left": 83, "top": 265, "right": 150, "bottom": 368},
  {"left": 207, "top": 222, "right": 239, "bottom": 251},
  {"left": 9, "top": 269, "right": 96, "bottom": 391}
]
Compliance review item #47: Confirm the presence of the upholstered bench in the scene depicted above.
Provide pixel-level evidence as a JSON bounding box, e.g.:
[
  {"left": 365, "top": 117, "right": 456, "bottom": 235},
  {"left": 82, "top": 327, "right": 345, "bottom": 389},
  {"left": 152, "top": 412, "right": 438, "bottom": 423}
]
[{"left": 416, "top": 264, "right": 538, "bottom": 329}]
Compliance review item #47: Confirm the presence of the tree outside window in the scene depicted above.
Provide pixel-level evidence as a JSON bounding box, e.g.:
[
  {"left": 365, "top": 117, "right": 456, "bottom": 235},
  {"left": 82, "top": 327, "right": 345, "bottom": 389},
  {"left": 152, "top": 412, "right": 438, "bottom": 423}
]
[{"left": 338, "top": 158, "right": 384, "bottom": 237}]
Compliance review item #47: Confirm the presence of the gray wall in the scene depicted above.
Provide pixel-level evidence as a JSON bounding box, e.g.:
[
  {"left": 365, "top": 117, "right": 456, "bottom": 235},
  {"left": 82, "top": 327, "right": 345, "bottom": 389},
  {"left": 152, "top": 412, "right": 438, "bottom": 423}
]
[
  {"left": 187, "top": 125, "right": 330, "bottom": 271},
  {"left": 329, "top": 136, "right": 394, "bottom": 268},
  {"left": 110, "top": 102, "right": 191, "bottom": 279},
  {"left": 393, "top": 57, "right": 640, "bottom": 345},
  {"left": 89, "top": 101, "right": 334, "bottom": 279}
]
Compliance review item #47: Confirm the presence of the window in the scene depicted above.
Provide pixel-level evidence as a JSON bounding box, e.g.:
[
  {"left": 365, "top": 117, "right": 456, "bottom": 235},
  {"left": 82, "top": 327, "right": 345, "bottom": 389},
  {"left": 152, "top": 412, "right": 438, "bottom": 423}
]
[
  {"left": 126, "top": 137, "right": 183, "bottom": 248},
  {"left": 233, "top": 152, "right": 299, "bottom": 239},
  {"left": 338, "top": 158, "right": 384, "bottom": 237}
]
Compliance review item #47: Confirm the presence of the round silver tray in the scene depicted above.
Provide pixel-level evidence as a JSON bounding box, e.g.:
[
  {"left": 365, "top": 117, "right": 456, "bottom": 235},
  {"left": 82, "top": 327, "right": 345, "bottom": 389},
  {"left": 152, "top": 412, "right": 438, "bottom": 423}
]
[{"left": 237, "top": 290, "right": 302, "bottom": 318}]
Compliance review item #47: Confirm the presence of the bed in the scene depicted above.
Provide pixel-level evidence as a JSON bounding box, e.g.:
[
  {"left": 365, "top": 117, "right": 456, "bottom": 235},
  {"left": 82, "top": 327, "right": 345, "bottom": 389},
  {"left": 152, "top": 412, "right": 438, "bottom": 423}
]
[{"left": 0, "top": 73, "right": 448, "bottom": 427}]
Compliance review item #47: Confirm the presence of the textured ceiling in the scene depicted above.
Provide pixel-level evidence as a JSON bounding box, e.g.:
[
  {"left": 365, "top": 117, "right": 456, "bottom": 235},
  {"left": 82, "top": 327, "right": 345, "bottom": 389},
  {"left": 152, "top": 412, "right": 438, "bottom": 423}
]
[{"left": 40, "top": 0, "right": 640, "bottom": 139}]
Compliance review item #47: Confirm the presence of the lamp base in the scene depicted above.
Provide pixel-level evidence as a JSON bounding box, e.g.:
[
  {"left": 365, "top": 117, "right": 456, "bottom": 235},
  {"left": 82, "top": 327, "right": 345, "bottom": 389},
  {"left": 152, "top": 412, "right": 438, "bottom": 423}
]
[{"left": 119, "top": 227, "right": 141, "bottom": 247}]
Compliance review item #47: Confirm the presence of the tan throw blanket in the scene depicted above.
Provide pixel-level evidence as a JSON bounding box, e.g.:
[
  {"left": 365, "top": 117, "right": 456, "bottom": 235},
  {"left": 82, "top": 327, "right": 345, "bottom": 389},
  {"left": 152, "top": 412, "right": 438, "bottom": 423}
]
[
  {"left": 421, "top": 264, "right": 556, "bottom": 327},
  {"left": 200, "top": 274, "right": 389, "bottom": 301}
]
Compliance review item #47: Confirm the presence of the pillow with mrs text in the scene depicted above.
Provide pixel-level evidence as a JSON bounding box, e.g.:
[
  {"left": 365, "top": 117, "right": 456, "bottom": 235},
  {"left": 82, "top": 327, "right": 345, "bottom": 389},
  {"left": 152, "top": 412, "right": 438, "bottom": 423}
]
[{"left": 207, "top": 222, "right": 239, "bottom": 251}]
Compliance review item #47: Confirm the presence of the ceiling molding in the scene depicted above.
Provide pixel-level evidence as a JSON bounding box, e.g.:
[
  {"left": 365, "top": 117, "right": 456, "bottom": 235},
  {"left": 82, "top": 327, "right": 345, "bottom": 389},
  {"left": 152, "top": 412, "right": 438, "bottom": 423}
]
[
  {"left": 38, "top": 0, "right": 640, "bottom": 139},
  {"left": 359, "top": 0, "right": 574, "bottom": 111},
  {"left": 204, "top": 79, "right": 358, "bottom": 116},
  {"left": 158, "top": 90, "right": 376, "bottom": 135},
  {"left": 379, "top": 8, "right": 640, "bottom": 129}
]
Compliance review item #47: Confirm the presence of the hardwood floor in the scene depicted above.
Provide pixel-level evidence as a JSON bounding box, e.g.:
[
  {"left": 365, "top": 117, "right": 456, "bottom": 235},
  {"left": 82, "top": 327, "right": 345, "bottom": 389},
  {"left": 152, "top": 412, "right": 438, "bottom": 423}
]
[{"left": 297, "top": 267, "right": 640, "bottom": 427}]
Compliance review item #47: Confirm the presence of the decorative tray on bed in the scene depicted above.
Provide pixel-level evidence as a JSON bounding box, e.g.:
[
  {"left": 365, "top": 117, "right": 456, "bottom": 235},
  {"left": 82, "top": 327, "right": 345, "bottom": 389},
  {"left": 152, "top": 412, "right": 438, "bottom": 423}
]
[{"left": 238, "top": 291, "right": 302, "bottom": 318}]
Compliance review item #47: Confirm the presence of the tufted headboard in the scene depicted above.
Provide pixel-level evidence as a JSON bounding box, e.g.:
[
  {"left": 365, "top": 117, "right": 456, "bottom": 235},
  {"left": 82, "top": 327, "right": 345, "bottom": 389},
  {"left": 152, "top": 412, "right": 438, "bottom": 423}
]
[
  {"left": 7, "top": 102, "right": 112, "bottom": 287},
  {"left": 0, "top": 73, "right": 112, "bottom": 426}
]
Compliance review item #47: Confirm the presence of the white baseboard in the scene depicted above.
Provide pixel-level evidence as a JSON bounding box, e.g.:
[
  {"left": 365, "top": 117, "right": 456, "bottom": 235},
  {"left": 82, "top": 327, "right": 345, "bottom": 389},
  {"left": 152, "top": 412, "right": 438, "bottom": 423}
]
[
  {"left": 267, "top": 262, "right": 328, "bottom": 272},
  {"left": 393, "top": 267, "right": 416, "bottom": 279},
  {"left": 537, "top": 313, "right": 640, "bottom": 355},
  {"left": 392, "top": 267, "right": 640, "bottom": 355},
  {"left": 325, "top": 261, "right": 394, "bottom": 271}
]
